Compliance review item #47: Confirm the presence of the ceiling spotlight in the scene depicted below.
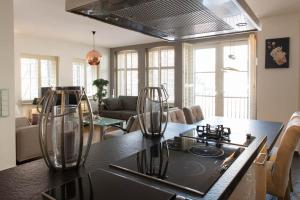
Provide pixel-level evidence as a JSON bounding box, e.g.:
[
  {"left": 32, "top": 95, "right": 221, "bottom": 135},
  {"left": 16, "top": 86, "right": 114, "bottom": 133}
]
[{"left": 236, "top": 22, "right": 247, "bottom": 27}]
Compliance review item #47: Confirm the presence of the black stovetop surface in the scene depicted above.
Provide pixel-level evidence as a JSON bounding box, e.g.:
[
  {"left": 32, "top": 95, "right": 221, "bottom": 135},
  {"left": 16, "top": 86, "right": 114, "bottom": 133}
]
[
  {"left": 42, "top": 169, "right": 176, "bottom": 200},
  {"left": 110, "top": 137, "right": 245, "bottom": 196}
]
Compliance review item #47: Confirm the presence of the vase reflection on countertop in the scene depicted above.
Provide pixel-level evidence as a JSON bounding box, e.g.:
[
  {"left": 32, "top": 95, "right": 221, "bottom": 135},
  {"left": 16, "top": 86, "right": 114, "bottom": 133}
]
[
  {"left": 44, "top": 174, "right": 94, "bottom": 200},
  {"left": 136, "top": 142, "right": 169, "bottom": 179}
]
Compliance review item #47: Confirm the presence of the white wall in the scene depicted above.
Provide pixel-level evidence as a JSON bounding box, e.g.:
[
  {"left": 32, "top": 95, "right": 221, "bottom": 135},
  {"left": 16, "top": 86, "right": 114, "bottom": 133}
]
[
  {"left": 14, "top": 34, "right": 110, "bottom": 117},
  {"left": 257, "top": 13, "right": 300, "bottom": 124},
  {"left": 0, "top": 1, "right": 16, "bottom": 170}
]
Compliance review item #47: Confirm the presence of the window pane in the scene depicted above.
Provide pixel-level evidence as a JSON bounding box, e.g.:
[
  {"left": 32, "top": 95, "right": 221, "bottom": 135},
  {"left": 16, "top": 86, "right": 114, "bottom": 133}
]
[
  {"left": 148, "top": 69, "right": 159, "bottom": 87},
  {"left": 127, "top": 53, "right": 132, "bottom": 69},
  {"left": 86, "top": 65, "right": 98, "bottom": 96},
  {"left": 223, "top": 44, "right": 248, "bottom": 71},
  {"left": 194, "top": 72, "right": 215, "bottom": 96},
  {"left": 148, "top": 47, "right": 175, "bottom": 103},
  {"left": 161, "top": 69, "right": 174, "bottom": 102},
  {"left": 224, "top": 72, "right": 248, "bottom": 97},
  {"left": 195, "top": 95, "right": 215, "bottom": 118},
  {"left": 132, "top": 52, "right": 138, "bottom": 68},
  {"left": 149, "top": 50, "right": 159, "bottom": 68},
  {"left": 127, "top": 70, "right": 138, "bottom": 96},
  {"left": 161, "top": 50, "right": 168, "bottom": 67},
  {"left": 167, "top": 49, "right": 174, "bottom": 66},
  {"left": 21, "top": 58, "right": 39, "bottom": 101},
  {"left": 117, "top": 53, "right": 125, "bottom": 69},
  {"left": 41, "top": 59, "right": 57, "bottom": 87},
  {"left": 195, "top": 48, "right": 216, "bottom": 72},
  {"left": 73, "top": 62, "right": 85, "bottom": 86},
  {"left": 116, "top": 51, "right": 138, "bottom": 96},
  {"left": 117, "top": 70, "right": 126, "bottom": 96}
]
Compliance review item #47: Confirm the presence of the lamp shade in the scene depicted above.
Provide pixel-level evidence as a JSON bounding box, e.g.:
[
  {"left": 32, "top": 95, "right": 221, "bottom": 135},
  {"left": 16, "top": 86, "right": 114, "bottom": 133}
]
[
  {"left": 86, "top": 31, "right": 101, "bottom": 66},
  {"left": 86, "top": 49, "right": 101, "bottom": 66}
]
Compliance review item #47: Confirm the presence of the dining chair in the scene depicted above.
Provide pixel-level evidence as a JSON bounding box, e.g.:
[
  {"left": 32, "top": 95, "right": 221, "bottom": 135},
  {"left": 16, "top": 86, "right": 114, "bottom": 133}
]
[
  {"left": 182, "top": 105, "right": 204, "bottom": 124},
  {"left": 290, "top": 112, "right": 300, "bottom": 155},
  {"left": 103, "top": 115, "right": 140, "bottom": 140},
  {"left": 168, "top": 108, "right": 187, "bottom": 124},
  {"left": 266, "top": 116, "right": 300, "bottom": 200}
]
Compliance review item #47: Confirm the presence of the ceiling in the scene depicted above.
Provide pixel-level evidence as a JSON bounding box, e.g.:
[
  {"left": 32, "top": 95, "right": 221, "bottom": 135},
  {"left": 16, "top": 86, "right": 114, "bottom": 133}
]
[
  {"left": 14, "top": 0, "right": 300, "bottom": 48},
  {"left": 14, "top": 0, "right": 161, "bottom": 48},
  {"left": 246, "top": 0, "right": 300, "bottom": 18}
]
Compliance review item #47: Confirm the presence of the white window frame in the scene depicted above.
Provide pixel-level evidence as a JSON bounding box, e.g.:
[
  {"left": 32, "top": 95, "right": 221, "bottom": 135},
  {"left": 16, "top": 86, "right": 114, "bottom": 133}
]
[
  {"left": 20, "top": 54, "right": 58, "bottom": 104},
  {"left": 72, "top": 59, "right": 99, "bottom": 97},
  {"left": 147, "top": 46, "right": 175, "bottom": 103},
  {"left": 115, "top": 50, "right": 139, "bottom": 96},
  {"left": 193, "top": 39, "right": 251, "bottom": 119}
]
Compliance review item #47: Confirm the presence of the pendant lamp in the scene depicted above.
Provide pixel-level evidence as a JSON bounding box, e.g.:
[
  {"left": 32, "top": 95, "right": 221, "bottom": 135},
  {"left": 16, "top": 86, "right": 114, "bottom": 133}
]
[{"left": 86, "top": 31, "right": 101, "bottom": 66}]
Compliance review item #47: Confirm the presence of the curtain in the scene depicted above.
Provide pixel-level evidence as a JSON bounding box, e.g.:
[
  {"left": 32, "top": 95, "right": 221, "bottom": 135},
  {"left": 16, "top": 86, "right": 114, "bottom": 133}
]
[
  {"left": 249, "top": 34, "right": 257, "bottom": 119},
  {"left": 182, "top": 43, "right": 195, "bottom": 107}
]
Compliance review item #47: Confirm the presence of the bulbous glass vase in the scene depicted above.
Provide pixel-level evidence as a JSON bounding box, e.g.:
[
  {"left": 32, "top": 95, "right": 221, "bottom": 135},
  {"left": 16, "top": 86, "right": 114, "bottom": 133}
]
[
  {"left": 39, "top": 86, "right": 93, "bottom": 170},
  {"left": 137, "top": 85, "right": 169, "bottom": 137}
]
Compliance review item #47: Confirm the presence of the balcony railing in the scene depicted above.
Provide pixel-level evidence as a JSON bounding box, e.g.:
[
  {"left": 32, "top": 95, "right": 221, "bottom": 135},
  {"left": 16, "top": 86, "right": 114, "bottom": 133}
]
[{"left": 194, "top": 95, "right": 249, "bottom": 119}]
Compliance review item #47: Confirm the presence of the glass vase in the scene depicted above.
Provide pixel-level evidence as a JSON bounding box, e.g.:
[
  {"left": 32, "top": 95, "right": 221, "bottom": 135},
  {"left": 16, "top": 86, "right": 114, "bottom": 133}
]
[
  {"left": 39, "top": 86, "right": 93, "bottom": 170},
  {"left": 137, "top": 85, "right": 169, "bottom": 137}
]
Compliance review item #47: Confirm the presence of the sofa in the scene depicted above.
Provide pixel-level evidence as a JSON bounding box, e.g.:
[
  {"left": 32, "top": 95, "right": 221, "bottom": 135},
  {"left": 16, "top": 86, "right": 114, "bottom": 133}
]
[
  {"left": 16, "top": 117, "right": 41, "bottom": 163},
  {"left": 92, "top": 96, "right": 138, "bottom": 121}
]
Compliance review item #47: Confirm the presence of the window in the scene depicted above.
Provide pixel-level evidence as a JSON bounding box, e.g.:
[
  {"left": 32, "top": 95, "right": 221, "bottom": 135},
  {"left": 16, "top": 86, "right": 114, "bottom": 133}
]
[
  {"left": 116, "top": 51, "right": 138, "bottom": 96},
  {"left": 72, "top": 60, "right": 98, "bottom": 96},
  {"left": 194, "top": 40, "right": 251, "bottom": 119},
  {"left": 147, "top": 47, "right": 175, "bottom": 103},
  {"left": 21, "top": 55, "right": 58, "bottom": 102}
]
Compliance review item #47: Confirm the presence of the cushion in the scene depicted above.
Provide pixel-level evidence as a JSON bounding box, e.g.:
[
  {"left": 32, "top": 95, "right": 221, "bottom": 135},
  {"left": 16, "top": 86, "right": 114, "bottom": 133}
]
[
  {"left": 100, "top": 110, "right": 122, "bottom": 119},
  {"left": 16, "top": 117, "right": 31, "bottom": 128},
  {"left": 119, "top": 96, "right": 138, "bottom": 111},
  {"left": 31, "top": 114, "right": 40, "bottom": 125},
  {"left": 102, "top": 98, "right": 123, "bottom": 111},
  {"left": 120, "top": 110, "right": 137, "bottom": 121}
]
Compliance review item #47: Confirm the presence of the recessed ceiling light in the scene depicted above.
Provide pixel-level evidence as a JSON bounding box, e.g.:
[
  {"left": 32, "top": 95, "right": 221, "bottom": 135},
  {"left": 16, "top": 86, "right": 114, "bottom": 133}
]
[
  {"left": 82, "top": 9, "right": 93, "bottom": 15},
  {"left": 236, "top": 22, "right": 247, "bottom": 27}
]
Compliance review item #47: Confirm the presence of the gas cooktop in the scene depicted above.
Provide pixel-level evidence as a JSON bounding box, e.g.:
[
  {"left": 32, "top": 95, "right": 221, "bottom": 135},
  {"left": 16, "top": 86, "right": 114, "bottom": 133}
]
[
  {"left": 110, "top": 137, "right": 245, "bottom": 196},
  {"left": 181, "top": 124, "right": 255, "bottom": 147}
]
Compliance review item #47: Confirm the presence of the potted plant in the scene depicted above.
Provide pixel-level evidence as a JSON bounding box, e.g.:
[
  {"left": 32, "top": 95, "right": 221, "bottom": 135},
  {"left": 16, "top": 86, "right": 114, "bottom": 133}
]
[{"left": 92, "top": 78, "right": 109, "bottom": 114}]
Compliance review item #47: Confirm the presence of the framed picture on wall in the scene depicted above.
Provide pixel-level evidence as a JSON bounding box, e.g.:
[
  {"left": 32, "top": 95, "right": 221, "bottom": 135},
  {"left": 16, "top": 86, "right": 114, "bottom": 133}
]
[{"left": 265, "top": 37, "right": 289, "bottom": 68}]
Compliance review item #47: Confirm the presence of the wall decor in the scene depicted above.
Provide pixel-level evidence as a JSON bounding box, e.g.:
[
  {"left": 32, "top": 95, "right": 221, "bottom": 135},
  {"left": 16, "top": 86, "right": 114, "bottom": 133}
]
[
  {"left": 0, "top": 89, "right": 9, "bottom": 117},
  {"left": 265, "top": 37, "right": 289, "bottom": 68}
]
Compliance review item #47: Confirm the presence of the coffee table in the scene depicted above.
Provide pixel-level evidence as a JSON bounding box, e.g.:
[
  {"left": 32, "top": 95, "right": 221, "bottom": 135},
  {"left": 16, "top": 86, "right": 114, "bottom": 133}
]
[{"left": 84, "top": 117, "right": 125, "bottom": 141}]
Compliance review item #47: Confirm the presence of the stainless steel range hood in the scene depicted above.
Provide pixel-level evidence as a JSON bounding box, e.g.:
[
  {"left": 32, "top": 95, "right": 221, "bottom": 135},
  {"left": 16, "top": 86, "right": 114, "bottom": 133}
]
[{"left": 66, "top": 0, "right": 260, "bottom": 41}]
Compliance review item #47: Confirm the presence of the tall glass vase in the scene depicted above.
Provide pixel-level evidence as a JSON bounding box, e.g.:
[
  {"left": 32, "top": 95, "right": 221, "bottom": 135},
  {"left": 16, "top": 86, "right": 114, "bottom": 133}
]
[{"left": 39, "top": 86, "right": 93, "bottom": 170}]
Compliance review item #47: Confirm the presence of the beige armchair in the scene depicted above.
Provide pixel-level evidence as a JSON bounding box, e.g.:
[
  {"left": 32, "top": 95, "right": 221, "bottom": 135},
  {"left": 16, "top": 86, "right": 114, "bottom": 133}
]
[
  {"left": 266, "top": 116, "right": 300, "bottom": 199},
  {"left": 183, "top": 105, "right": 204, "bottom": 124},
  {"left": 16, "top": 117, "right": 42, "bottom": 163},
  {"left": 289, "top": 111, "right": 300, "bottom": 154},
  {"left": 103, "top": 115, "right": 140, "bottom": 140}
]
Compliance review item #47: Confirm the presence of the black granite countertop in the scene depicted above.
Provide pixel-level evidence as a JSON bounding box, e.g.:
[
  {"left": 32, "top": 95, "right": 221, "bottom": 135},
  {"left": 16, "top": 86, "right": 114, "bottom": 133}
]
[{"left": 0, "top": 119, "right": 283, "bottom": 200}]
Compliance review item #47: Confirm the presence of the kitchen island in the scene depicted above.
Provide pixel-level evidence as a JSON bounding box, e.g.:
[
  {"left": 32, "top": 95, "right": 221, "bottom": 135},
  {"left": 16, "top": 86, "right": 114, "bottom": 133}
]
[{"left": 0, "top": 119, "right": 283, "bottom": 200}]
